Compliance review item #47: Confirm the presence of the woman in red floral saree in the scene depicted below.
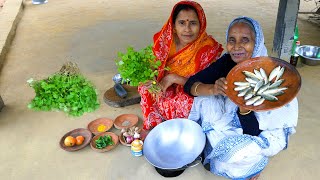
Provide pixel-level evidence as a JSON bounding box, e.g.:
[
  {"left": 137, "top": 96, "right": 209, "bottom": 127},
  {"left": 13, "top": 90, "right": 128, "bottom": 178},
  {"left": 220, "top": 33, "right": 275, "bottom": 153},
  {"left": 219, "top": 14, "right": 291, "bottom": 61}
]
[{"left": 138, "top": 1, "right": 223, "bottom": 130}]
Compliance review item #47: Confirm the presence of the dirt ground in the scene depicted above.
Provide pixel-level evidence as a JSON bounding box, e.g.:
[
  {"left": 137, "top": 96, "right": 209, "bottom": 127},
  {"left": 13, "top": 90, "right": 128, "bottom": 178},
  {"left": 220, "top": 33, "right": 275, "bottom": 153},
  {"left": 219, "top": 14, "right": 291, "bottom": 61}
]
[{"left": 0, "top": 0, "right": 319, "bottom": 179}]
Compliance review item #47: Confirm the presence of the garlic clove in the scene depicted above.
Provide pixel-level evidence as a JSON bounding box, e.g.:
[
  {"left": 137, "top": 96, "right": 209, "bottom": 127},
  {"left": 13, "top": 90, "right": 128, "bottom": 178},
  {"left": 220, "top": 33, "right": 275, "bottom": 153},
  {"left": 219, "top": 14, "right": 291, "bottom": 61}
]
[
  {"left": 123, "top": 132, "right": 130, "bottom": 137},
  {"left": 133, "top": 132, "right": 141, "bottom": 139}
]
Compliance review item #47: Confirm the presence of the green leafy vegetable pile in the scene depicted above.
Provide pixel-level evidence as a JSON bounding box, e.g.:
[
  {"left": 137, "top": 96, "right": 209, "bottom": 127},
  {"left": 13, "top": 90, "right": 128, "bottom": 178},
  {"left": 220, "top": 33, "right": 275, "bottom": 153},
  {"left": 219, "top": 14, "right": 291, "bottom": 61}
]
[
  {"left": 27, "top": 62, "right": 100, "bottom": 117},
  {"left": 95, "top": 135, "right": 114, "bottom": 149},
  {"left": 115, "top": 45, "right": 161, "bottom": 87}
]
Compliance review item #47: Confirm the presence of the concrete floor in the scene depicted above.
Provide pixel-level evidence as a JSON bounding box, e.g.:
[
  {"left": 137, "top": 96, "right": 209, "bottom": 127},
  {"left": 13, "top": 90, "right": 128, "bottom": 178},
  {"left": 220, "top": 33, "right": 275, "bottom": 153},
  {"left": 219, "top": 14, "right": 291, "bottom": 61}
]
[{"left": 0, "top": 0, "right": 319, "bottom": 179}]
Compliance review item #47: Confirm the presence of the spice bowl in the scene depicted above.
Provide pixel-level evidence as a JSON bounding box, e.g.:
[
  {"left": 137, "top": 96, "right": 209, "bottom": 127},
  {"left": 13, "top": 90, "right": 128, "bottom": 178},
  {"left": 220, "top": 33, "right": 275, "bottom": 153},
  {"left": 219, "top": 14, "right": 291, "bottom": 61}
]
[
  {"left": 87, "top": 118, "right": 114, "bottom": 135},
  {"left": 114, "top": 114, "right": 139, "bottom": 129},
  {"left": 90, "top": 132, "right": 119, "bottom": 153},
  {"left": 119, "top": 128, "right": 148, "bottom": 147},
  {"left": 119, "top": 133, "right": 132, "bottom": 146}
]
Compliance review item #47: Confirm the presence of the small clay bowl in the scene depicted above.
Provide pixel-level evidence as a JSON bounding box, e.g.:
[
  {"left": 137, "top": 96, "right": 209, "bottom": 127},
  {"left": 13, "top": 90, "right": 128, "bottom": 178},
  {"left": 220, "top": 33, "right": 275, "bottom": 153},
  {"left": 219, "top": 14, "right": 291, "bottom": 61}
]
[
  {"left": 119, "top": 133, "right": 131, "bottom": 147},
  {"left": 90, "top": 132, "right": 119, "bottom": 153},
  {"left": 87, "top": 118, "right": 114, "bottom": 135},
  {"left": 59, "top": 128, "right": 92, "bottom": 152},
  {"left": 114, "top": 114, "right": 139, "bottom": 130},
  {"left": 119, "top": 129, "right": 149, "bottom": 147}
]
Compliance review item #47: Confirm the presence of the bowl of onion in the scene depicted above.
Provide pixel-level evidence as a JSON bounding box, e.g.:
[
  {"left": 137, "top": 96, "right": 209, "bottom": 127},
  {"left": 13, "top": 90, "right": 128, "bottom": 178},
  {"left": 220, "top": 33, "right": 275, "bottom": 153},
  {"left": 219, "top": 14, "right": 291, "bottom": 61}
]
[{"left": 119, "top": 126, "right": 142, "bottom": 146}]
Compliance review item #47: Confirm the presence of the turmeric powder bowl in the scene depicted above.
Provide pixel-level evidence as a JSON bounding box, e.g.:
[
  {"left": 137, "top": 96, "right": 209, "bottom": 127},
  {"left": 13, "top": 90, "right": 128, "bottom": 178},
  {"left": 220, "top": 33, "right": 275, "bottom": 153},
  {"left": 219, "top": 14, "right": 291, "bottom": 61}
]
[{"left": 87, "top": 118, "right": 114, "bottom": 135}]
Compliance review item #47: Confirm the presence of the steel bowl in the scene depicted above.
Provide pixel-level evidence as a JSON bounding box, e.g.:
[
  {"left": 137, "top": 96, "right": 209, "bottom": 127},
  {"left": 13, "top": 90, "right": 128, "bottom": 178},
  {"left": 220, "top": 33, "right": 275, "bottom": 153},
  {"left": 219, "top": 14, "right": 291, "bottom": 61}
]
[
  {"left": 296, "top": 45, "right": 320, "bottom": 66},
  {"left": 143, "top": 118, "right": 206, "bottom": 170}
]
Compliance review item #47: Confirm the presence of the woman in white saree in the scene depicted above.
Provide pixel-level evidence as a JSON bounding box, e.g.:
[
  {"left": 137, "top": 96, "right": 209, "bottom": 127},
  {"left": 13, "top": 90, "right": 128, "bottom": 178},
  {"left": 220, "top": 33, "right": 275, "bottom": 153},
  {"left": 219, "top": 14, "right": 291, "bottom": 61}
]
[{"left": 185, "top": 17, "right": 299, "bottom": 180}]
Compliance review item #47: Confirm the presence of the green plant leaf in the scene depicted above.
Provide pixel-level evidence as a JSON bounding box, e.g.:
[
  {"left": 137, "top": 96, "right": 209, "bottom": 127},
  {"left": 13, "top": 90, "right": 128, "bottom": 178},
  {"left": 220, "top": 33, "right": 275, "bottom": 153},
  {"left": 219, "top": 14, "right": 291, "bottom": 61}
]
[
  {"left": 28, "top": 74, "right": 100, "bottom": 117},
  {"left": 115, "top": 44, "right": 161, "bottom": 87}
]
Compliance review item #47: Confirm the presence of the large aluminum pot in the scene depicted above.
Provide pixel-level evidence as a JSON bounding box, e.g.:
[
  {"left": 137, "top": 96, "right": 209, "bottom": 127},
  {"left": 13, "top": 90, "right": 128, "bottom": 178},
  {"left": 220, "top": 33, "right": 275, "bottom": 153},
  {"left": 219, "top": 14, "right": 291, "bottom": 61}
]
[{"left": 143, "top": 118, "right": 205, "bottom": 170}]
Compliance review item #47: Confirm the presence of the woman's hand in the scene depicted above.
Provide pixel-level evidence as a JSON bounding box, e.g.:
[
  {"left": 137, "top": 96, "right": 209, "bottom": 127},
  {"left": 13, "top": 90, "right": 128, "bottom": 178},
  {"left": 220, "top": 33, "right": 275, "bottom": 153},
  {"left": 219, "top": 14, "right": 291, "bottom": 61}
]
[
  {"left": 159, "top": 73, "right": 187, "bottom": 92},
  {"left": 211, "top": 77, "right": 228, "bottom": 96},
  {"left": 191, "top": 77, "right": 227, "bottom": 96}
]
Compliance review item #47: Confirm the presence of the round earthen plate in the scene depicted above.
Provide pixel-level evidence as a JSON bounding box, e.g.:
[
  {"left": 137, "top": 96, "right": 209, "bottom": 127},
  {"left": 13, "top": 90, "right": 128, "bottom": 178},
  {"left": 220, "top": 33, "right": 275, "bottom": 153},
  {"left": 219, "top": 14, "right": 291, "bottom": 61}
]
[
  {"left": 225, "top": 57, "right": 301, "bottom": 112},
  {"left": 87, "top": 118, "right": 114, "bottom": 135},
  {"left": 114, "top": 114, "right": 139, "bottom": 129},
  {"left": 90, "top": 132, "right": 119, "bottom": 153},
  {"left": 59, "top": 128, "right": 92, "bottom": 152}
]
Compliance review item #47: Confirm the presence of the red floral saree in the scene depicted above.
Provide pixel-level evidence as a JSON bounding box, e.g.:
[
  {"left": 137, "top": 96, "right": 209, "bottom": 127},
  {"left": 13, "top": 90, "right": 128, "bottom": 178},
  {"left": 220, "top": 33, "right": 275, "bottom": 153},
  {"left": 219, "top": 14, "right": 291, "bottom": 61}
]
[{"left": 139, "top": 1, "right": 223, "bottom": 130}]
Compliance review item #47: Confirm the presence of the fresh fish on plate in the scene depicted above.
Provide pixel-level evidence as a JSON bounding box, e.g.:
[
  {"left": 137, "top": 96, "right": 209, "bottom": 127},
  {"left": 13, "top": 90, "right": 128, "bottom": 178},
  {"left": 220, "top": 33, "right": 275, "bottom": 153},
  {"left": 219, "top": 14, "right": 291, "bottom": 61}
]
[{"left": 233, "top": 66, "right": 288, "bottom": 107}]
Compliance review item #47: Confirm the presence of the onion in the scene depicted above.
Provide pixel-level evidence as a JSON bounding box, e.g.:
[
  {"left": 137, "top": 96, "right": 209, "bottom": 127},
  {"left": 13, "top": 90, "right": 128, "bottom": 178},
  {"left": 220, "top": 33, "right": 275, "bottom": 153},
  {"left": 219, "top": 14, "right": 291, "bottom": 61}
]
[{"left": 126, "top": 135, "right": 134, "bottom": 144}]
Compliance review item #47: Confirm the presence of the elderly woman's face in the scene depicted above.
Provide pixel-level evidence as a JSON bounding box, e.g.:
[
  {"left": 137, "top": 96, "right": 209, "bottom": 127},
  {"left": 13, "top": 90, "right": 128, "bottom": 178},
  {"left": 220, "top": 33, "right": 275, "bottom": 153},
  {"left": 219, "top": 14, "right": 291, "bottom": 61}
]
[
  {"left": 174, "top": 9, "right": 200, "bottom": 48},
  {"left": 226, "top": 23, "right": 255, "bottom": 63}
]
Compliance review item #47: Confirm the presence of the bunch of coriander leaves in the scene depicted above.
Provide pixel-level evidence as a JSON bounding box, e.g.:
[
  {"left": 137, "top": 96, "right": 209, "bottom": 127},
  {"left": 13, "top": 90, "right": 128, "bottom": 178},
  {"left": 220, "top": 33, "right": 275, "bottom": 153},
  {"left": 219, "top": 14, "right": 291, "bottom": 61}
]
[
  {"left": 27, "top": 62, "right": 100, "bottom": 117},
  {"left": 115, "top": 45, "right": 168, "bottom": 94}
]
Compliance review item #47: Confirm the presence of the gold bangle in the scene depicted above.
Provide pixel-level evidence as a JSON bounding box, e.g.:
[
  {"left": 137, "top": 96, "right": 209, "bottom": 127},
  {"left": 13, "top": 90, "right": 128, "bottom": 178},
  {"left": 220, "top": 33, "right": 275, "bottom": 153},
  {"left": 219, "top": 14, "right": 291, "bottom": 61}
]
[
  {"left": 194, "top": 82, "right": 202, "bottom": 96},
  {"left": 239, "top": 110, "right": 252, "bottom": 115}
]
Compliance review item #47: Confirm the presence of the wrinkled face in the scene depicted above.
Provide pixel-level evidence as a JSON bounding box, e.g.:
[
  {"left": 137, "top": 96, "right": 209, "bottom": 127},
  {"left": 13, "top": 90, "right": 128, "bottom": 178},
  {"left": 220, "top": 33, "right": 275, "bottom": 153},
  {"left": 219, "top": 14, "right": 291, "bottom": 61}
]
[
  {"left": 174, "top": 9, "right": 200, "bottom": 48},
  {"left": 226, "top": 23, "right": 255, "bottom": 63}
]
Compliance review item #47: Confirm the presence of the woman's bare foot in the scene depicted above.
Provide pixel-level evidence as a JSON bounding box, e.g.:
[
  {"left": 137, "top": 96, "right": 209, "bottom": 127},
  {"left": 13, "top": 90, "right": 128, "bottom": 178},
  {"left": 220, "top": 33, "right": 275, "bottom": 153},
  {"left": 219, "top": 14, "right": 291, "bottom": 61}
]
[{"left": 248, "top": 173, "right": 260, "bottom": 180}]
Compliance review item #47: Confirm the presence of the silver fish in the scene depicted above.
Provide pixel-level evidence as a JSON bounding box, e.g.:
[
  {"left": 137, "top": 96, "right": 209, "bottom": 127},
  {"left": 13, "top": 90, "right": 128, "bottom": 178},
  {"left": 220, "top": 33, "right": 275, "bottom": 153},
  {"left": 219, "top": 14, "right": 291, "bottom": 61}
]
[
  {"left": 272, "top": 91, "right": 285, "bottom": 96},
  {"left": 257, "top": 83, "right": 270, "bottom": 95},
  {"left": 250, "top": 83, "right": 256, "bottom": 88},
  {"left": 268, "top": 79, "right": 284, "bottom": 89},
  {"left": 275, "top": 67, "right": 285, "bottom": 81},
  {"left": 244, "top": 89, "right": 254, "bottom": 100},
  {"left": 237, "top": 87, "right": 251, "bottom": 97},
  {"left": 268, "top": 66, "right": 281, "bottom": 82},
  {"left": 243, "top": 71, "right": 260, "bottom": 80},
  {"left": 253, "top": 98, "right": 265, "bottom": 106},
  {"left": 259, "top": 68, "right": 269, "bottom": 85},
  {"left": 234, "top": 81, "right": 251, "bottom": 86},
  {"left": 261, "top": 93, "right": 278, "bottom": 101},
  {"left": 234, "top": 85, "right": 250, "bottom": 91},
  {"left": 246, "top": 96, "right": 262, "bottom": 106},
  {"left": 253, "top": 80, "right": 264, "bottom": 93},
  {"left": 254, "top": 69, "right": 263, "bottom": 80},
  {"left": 245, "top": 77, "right": 258, "bottom": 84},
  {"left": 263, "top": 87, "right": 288, "bottom": 95}
]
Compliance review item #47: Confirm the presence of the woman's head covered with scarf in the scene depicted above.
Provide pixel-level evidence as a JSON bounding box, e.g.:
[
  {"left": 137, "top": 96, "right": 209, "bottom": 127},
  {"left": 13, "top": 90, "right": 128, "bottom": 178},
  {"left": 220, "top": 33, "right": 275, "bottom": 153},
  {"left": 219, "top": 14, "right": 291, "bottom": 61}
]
[
  {"left": 225, "top": 16, "right": 268, "bottom": 63},
  {"left": 153, "top": 0, "right": 222, "bottom": 80}
]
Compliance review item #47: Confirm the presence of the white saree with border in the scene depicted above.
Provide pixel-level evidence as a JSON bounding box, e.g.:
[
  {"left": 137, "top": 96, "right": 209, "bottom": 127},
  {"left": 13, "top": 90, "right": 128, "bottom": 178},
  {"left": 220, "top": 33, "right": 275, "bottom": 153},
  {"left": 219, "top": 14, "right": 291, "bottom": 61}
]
[{"left": 188, "top": 95, "right": 298, "bottom": 179}]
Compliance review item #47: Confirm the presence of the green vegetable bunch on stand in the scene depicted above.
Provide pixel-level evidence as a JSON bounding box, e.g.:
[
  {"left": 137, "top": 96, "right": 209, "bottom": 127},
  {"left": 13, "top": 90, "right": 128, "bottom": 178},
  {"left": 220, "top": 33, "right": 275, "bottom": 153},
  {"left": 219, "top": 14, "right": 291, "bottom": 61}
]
[
  {"left": 27, "top": 62, "right": 100, "bottom": 117},
  {"left": 115, "top": 45, "right": 168, "bottom": 94}
]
